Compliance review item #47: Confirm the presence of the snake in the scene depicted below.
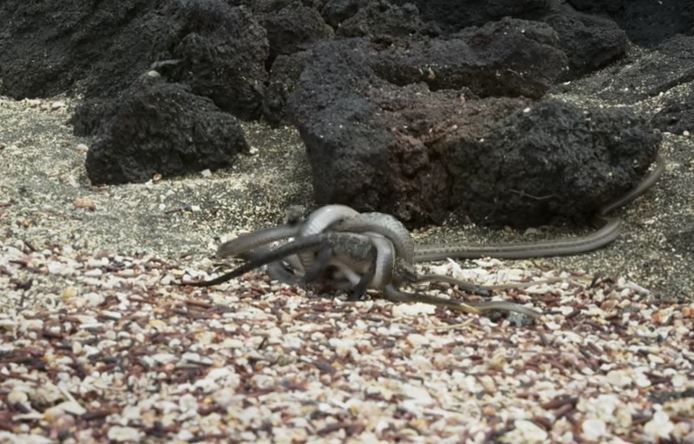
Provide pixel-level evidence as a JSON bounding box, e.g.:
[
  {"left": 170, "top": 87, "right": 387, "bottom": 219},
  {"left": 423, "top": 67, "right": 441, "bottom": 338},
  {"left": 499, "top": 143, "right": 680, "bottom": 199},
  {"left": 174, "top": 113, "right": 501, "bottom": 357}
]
[{"left": 191, "top": 155, "right": 664, "bottom": 317}]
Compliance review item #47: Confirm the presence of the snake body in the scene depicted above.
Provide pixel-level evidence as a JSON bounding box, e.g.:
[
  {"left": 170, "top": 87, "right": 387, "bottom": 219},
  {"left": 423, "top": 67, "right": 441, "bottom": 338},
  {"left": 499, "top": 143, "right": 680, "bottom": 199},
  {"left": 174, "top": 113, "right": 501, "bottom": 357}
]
[{"left": 193, "top": 156, "right": 664, "bottom": 318}]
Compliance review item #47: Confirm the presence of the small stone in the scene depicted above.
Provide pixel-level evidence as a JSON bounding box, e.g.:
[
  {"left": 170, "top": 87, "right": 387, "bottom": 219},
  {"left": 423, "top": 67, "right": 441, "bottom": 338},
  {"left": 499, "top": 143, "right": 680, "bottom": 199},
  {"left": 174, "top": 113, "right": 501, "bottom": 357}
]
[
  {"left": 652, "top": 308, "right": 674, "bottom": 324},
  {"left": 86, "top": 257, "right": 108, "bottom": 268},
  {"left": 683, "top": 130, "right": 690, "bottom": 136},
  {"left": 672, "top": 374, "right": 687, "bottom": 388},
  {"left": 329, "top": 338, "right": 357, "bottom": 359},
  {"left": 544, "top": 321, "right": 561, "bottom": 330},
  {"left": 487, "top": 350, "right": 507, "bottom": 371},
  {"left": 401, "top": 384, "right": 433, "bottom": 405},
  {"left": 508, "top": 419, "right": 548, "bottom": 443},
  {"left": 482, "top": 405, "right": 497, "bottom": 417},
  {"left": 406, "top": 334, "right": 429, "bottom": 347},
  {"left": 392, "top": 303, "right": 436, "bottom": 317},
  {"left": 179, "top": 394, "right": 198, "bottom": 413},
  {"left": 48, "top": 413, "right": 76, "bottom": 438},
  {"left": 593, "top": 394, "right": 620, "bottom": 420},
  {"left": 51, "top": 101, "right": 66, "bottom": 110},
  {"left": 84, "top": 268, "right": 103, "bottom": 277},
  {"left": 182, "top": 352, "right": 213, "bottom": 366},
  {"left": 75, "top": 143, "right": 89, "bottom": 154},
  {"left": 85, "top": 292, "right": 105, "bottom": 306},
  {"left": 177, "top": 429, "right": 194, "bottom": 442},
  {"left": 152, "top": 353, "right": 177, "bottom": 364},
  {"left": 0, "top": 319, "right": 16, "bottom": 330},
  {"left": 582, "top": 418, "right": 606, "bottom": 441},
  {"left": 55, "top": 400, "right": 86, "bottom": 416},
  {"left": 213, "top": 388, "right": 239, "bottom": 408},
  {"left": 635, "top": 371, "right": 652, "bottom": 388},
  {"left": 8, "top": 390, "right": 29, "bottom": 404},
  {"left": 107, "top": 426, "right": 142, "bottom": 442},
  {"left": 606, "top": 369, "right": 632, "bottom": 388},
  {"left": 201, "top": 169, "right": 212, "bottom": 177},
  {"left": 644, "top": 411, "right": 674, "bottom": 439},
  {"left": 73, "top": 197, "right": 96, "bottom": 211},
  {"left": 479, "top": 375, "right": 496, "bottom": 394},
  {"left": 61, "top": 286, "right": 77, "bottom": 301},
  {"left": 47, "top": 261, "right": 69, "bottom": 275},
  {"left": 23, "top": 319, "right": 44, "bottom": 331}
]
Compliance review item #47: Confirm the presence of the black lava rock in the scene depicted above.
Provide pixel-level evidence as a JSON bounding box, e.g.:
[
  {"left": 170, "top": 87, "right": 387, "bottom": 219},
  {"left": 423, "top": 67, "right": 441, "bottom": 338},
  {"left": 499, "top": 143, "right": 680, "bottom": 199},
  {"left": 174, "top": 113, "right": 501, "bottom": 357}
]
[
  {"left": 85, "top": 78, "right": 249, "bottom": 185},
  {"left": 0, "top": 0, "right": 269, "bottom": 121},
  {"left": 289, "top": 37, "right": 660, "bottom": 226}
]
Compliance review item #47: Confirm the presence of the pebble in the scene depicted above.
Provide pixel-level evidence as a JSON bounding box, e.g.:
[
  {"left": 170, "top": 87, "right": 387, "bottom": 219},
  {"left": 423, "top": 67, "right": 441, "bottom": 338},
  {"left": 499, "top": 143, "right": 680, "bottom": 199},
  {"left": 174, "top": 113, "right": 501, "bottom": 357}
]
[
  {"left": 328, "top": 338, "right": 356, "bottom": 358},
  {"left": 152, "top": 353, "right": 177, "bottom": 364},
  {"left": 671, "top": 373, "right": 687, "bottom": 387},
  {"left": 392, "top": 303, "right": 436, "bottom": 317},
  {"left": 401, "top": 383, "right": 433, "bottom": 406},
  {"left": 84, "top": 268, "right": 103, "bottom": 277},
  {"left": 0, "top": 319, "right": 16, "bottom": 331},
  {"left": 582, "top": 418, "right": 607, "bottom": 441},
  {"left": 644, "top": 411, "right": 675, "bottom": 440},
  {"left": 177, "top": 430, "right": 195, "bottom": 442},
  {"left": 606, "top": 369, "right": 632, "bottom": 388},
  {"left": 86, "top": 257, "right": 108, "bottom": 268},
  {"left": 47, "top": 261, "right": 71, "bottom": 275},
  {"left": 182, "top": 352, "right": 213, "bottom": 366},
  {"left": 8, "top": 390, "right": 29, "bottom": 404},
  {"left": 509, "top": 419, "right": 548, "bottom": 443},
  {"left": 107, "top": 426, "right": 142, "bottom": 442},
  {"left": 73, "top": 197, "right": 96, "bottom": 210},
  {"left": 85, "top": 292, "right": 105, "bottom": 306}
]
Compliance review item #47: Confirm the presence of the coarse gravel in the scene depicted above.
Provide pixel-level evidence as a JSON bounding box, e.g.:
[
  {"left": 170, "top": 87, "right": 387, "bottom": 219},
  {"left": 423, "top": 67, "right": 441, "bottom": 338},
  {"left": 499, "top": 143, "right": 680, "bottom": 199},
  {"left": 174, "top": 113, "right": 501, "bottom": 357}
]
[{"left": 0, "top": 56, "right": 693, "bottom": 444}]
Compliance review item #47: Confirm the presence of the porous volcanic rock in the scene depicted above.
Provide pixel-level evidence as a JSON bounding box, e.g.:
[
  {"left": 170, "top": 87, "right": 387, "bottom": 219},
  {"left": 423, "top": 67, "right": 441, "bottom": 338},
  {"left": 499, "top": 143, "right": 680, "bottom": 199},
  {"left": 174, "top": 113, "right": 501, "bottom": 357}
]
[
  {"left": 70, "top": 98, "right": 117, "bottom": 137},
  {"left": 289, "top": 37, "right": 660, "bottom": 226},
  {"left": 335, "top": 1, "right": 431, "bottom": 38},
  {"left": 320, "top": 0, "right": 370, "bottom": 27},
  {"left": 385, "top": 17, "right": 568, "bottom": 98},
  {"left": 0, "top": 0, "right": 269, "bottom": 120},
  {"left": 264, "top": 51, "right": 313, "bottom": 126},
  {"left": 567, "top": 0, "right": 694, "bottom": 46},
  {"left": 260, "top": 2, "right": 333, "bottom": 62},
  {"left": 0, "top": 0, "right": 170, "bottom": 99},
  {"left": 438, "top": 100, "right": 660, "bottom": 227},
  {"left": 653, "top": 87, "right": 694, "bottom": 135},
  {"left": 85, "top": 77, "right": 249, "bottom": 185},
  {"left": 157, "top": 1, "right": 269, "bottom": 120},
  {"left": 389, "top": 0, "right": 551, "bottom": 33},
  {"left": 543, "top": 8, "right": 627, "bottom": 78}
]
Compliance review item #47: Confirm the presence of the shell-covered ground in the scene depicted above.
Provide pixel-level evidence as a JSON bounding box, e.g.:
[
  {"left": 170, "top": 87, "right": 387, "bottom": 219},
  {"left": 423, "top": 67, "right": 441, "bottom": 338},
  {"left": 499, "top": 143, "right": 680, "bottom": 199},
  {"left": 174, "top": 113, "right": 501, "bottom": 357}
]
[{"left": 0, "top": 92, "right": 693, "bottom": 443}]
